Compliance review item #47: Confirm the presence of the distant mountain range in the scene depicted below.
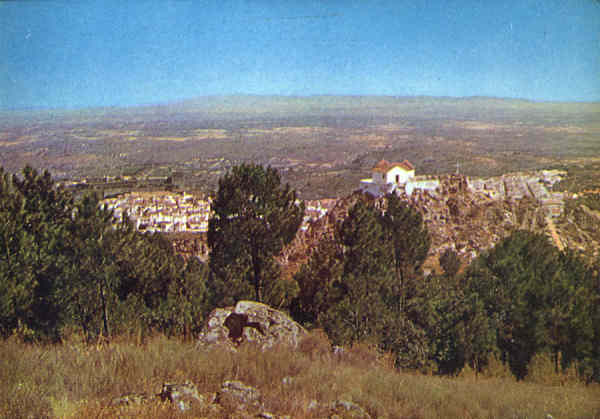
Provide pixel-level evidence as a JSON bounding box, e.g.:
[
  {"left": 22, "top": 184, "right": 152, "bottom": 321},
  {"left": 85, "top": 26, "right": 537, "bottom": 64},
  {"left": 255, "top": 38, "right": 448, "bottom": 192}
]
[{"left": 1, "top": 95, "right": 599, "bottom": 127}]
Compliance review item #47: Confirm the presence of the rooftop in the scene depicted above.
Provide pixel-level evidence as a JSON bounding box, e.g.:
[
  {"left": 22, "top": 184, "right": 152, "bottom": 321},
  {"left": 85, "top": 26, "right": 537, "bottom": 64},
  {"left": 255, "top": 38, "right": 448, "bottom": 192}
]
[{"left": 372, "top": 159, "right": 415, "bottom": 173}]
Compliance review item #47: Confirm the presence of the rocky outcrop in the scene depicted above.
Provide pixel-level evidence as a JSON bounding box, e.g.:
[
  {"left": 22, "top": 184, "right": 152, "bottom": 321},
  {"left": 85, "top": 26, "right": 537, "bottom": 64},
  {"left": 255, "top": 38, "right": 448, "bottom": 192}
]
[
  {"left": 158, "top": 381, "right": 206, "bottom": 412},
  {"left": 197, "top": 300, "right": 307, "bottom": 350},
  {"left": 108, "top": 379, "right": 370, "bottom": 418},
  {"left": 281, "top": 174, "right": 556, "bottom": 278},
  {"left": 109, "top": 379, "right": 279, "bottom": 416},
  {"left": 215, "top": 380, "right": 264, "bottom": 414},
  {"left": 257, "top": 412, "right": 291, "bottom": 419},
  {"left": 110, "top": 381, "right": 219, "bottom": 414},
  {"left": 329, "top": 399, "right": 372, "bottom": 418},
  {"left": 111, "top": 392, "right": 152, "bottom": 406}
]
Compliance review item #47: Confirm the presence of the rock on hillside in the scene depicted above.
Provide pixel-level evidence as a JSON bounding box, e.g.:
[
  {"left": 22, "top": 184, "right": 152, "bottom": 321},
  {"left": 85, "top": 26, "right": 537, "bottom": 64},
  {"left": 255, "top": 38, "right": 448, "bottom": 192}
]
[{"left": 197, "top": 300, "right": 307, "bottom": 350}]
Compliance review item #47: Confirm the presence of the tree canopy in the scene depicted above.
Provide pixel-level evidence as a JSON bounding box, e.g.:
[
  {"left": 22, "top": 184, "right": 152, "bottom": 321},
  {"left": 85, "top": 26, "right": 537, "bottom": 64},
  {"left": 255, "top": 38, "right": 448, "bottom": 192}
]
[
  {"left": 294, "top": 194, "right": 436, "bottom": 368},
  {"left": 323, "top": 197, "right": 394, "bottom": 345},
  {"left": 0, "top": 166, "right": 210, "bottom": 341},
  {"left": 207, "top": 163, "right": 304, "bottom": 307},
  {"left": 465, "top": 230, "right": 599, "bottom": 381}
]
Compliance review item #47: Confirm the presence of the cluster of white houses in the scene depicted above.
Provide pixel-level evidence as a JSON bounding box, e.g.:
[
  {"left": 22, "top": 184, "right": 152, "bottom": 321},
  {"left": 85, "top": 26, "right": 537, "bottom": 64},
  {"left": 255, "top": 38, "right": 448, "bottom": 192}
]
[
  {"left": 102, "top": 192, "right": 211, "bottom": 233},
  {"left": 466, "top": 170, "right": 566, "bottom": 217},
  {"left": 102, "top": 192, "right": 334, "bottom": 235}
]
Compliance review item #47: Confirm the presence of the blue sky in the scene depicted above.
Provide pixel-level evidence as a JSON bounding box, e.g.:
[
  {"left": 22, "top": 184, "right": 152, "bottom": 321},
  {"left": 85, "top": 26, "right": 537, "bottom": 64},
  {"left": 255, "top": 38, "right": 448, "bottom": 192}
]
[{"left": 1, "top": 0, "right": 599, "bottom": 109}]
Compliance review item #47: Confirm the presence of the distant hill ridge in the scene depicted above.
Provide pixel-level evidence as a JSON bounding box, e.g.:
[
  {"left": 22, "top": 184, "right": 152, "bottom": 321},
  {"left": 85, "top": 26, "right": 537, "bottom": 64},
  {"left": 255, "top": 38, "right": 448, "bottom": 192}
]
[{"left": 2, "top": 95, "right": 599, "bottom": 125}]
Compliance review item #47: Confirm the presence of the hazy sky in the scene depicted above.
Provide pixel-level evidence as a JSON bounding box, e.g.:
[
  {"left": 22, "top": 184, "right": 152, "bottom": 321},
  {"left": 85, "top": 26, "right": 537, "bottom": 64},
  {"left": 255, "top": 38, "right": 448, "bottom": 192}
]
[{"left": 1, "top": 0, "right": 599, "bottom": 109}]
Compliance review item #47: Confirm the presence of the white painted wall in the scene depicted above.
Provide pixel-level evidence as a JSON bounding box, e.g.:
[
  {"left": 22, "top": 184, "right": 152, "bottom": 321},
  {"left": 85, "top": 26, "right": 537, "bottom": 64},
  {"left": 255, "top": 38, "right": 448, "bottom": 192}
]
[
  {"left": 385, "top": 166, "right": 415, "bottom": 184},
  {"left": 405, "top": 179, "right": 440, "bottom": 196}
]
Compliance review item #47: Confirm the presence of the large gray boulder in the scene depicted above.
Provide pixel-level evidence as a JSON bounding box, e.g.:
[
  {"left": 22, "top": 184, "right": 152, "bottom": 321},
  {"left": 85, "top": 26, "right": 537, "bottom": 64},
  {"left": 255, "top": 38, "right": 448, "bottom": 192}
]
[{"left": 197, "top": 300, "right": 307, "bottom": 350}]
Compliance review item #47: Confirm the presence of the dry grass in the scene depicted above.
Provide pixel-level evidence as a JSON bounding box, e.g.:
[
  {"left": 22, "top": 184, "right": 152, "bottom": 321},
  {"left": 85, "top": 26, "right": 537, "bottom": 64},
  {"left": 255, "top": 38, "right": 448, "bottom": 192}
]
[{"left": 0, "top": 332, "right": 598, "bottom": 418}]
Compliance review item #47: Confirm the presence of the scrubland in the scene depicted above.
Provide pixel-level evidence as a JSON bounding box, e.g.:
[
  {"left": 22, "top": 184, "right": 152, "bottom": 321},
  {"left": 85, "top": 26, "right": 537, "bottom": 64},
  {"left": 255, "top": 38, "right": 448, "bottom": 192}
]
[{"left": 1, "top": 332, "right": 598, "bottom": 418}]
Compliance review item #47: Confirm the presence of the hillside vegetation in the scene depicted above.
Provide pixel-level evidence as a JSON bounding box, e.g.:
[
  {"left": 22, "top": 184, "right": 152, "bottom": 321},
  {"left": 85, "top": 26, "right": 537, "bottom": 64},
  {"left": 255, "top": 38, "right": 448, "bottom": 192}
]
[{"left": 1, "top": 164, "right": 600, "bottom": 417}]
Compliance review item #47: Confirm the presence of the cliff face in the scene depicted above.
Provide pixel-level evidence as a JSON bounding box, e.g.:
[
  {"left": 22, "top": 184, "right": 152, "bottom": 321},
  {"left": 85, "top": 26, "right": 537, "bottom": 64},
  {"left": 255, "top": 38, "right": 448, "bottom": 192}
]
[
  {"left": 280, "top": 174, "right": 554, "bottom": 277},
  {"left": 555, "top": 202, "right": 600, "bottom": 260},
  {"left": 405, "top": 175, "right": 548, "bottom": 272}
]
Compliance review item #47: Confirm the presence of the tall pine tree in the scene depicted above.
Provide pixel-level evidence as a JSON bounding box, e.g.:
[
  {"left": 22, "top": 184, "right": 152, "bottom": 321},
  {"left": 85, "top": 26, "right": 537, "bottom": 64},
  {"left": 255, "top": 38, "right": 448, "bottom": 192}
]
[{"left": 207, "top": 164, "right": 304, "bottom": 306}]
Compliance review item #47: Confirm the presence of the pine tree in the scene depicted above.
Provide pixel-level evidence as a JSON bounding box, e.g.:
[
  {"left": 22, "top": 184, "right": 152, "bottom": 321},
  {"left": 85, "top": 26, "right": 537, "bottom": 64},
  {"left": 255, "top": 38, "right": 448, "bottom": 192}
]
[
  {"left": 207, "top": 164, "right": 304, "bottom": 306},
  {"left": 381, "top": 193, "right": 430, "bottom": 311},
  {"left": 296, "top": 194, "right": 436, "bottom": 368},
  {"left": 0, "top": 166, "right": 71, "bottom": 340},
  {"left": 291, "top": 236, "right": 343, "bottom": 327},
  {"left": 165, "top": 257, "right": 209, "bottom": 339},
  {"left": 464, "top": 230, "right": 582, "bottom": 380},
  {"left": 323, "top": 198, "right": 394, "bottom": 345},
  {"left": 439, "top": 248, "right": 461, "bottom": 279}
]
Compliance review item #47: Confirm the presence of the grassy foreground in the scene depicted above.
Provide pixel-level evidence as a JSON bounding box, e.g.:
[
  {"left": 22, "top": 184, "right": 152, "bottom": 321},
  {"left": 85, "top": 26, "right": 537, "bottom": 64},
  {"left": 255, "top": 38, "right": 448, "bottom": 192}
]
[{"left": 1, "top": 332, "right": 599, "bottom": 418}]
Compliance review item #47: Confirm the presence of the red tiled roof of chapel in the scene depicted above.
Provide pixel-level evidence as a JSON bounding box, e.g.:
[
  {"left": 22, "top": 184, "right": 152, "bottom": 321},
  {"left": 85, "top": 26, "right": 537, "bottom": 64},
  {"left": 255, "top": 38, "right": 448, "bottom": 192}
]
[
  {"left": 372, "top": 159, "right": 415, "bottom": 173},
  {"left": 372, "top": 159, "right": 391, "bottom": 173},
  {"left": 399, "top": 160, "right": 415, "bottom": 171}
]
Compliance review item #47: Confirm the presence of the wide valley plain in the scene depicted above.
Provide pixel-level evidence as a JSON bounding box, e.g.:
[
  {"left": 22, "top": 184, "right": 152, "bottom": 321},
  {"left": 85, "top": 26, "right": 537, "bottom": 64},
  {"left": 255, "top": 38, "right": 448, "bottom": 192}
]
[{"left": 1, "top": 96, "right": 599, "bottom": 199}]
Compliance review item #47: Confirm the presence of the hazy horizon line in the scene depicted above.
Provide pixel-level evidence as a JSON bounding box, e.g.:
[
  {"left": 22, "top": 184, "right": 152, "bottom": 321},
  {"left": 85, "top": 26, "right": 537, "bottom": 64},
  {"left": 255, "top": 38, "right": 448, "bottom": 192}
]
[{"left": 2, "top": 93, "right": 599, "bottom": 113}]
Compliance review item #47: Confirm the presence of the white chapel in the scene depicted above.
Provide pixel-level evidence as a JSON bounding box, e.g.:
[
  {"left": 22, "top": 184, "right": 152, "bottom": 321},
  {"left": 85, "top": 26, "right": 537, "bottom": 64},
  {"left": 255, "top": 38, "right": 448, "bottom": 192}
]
[{"left": 359, "top": 159, "right": 416, "bottom": 196}]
